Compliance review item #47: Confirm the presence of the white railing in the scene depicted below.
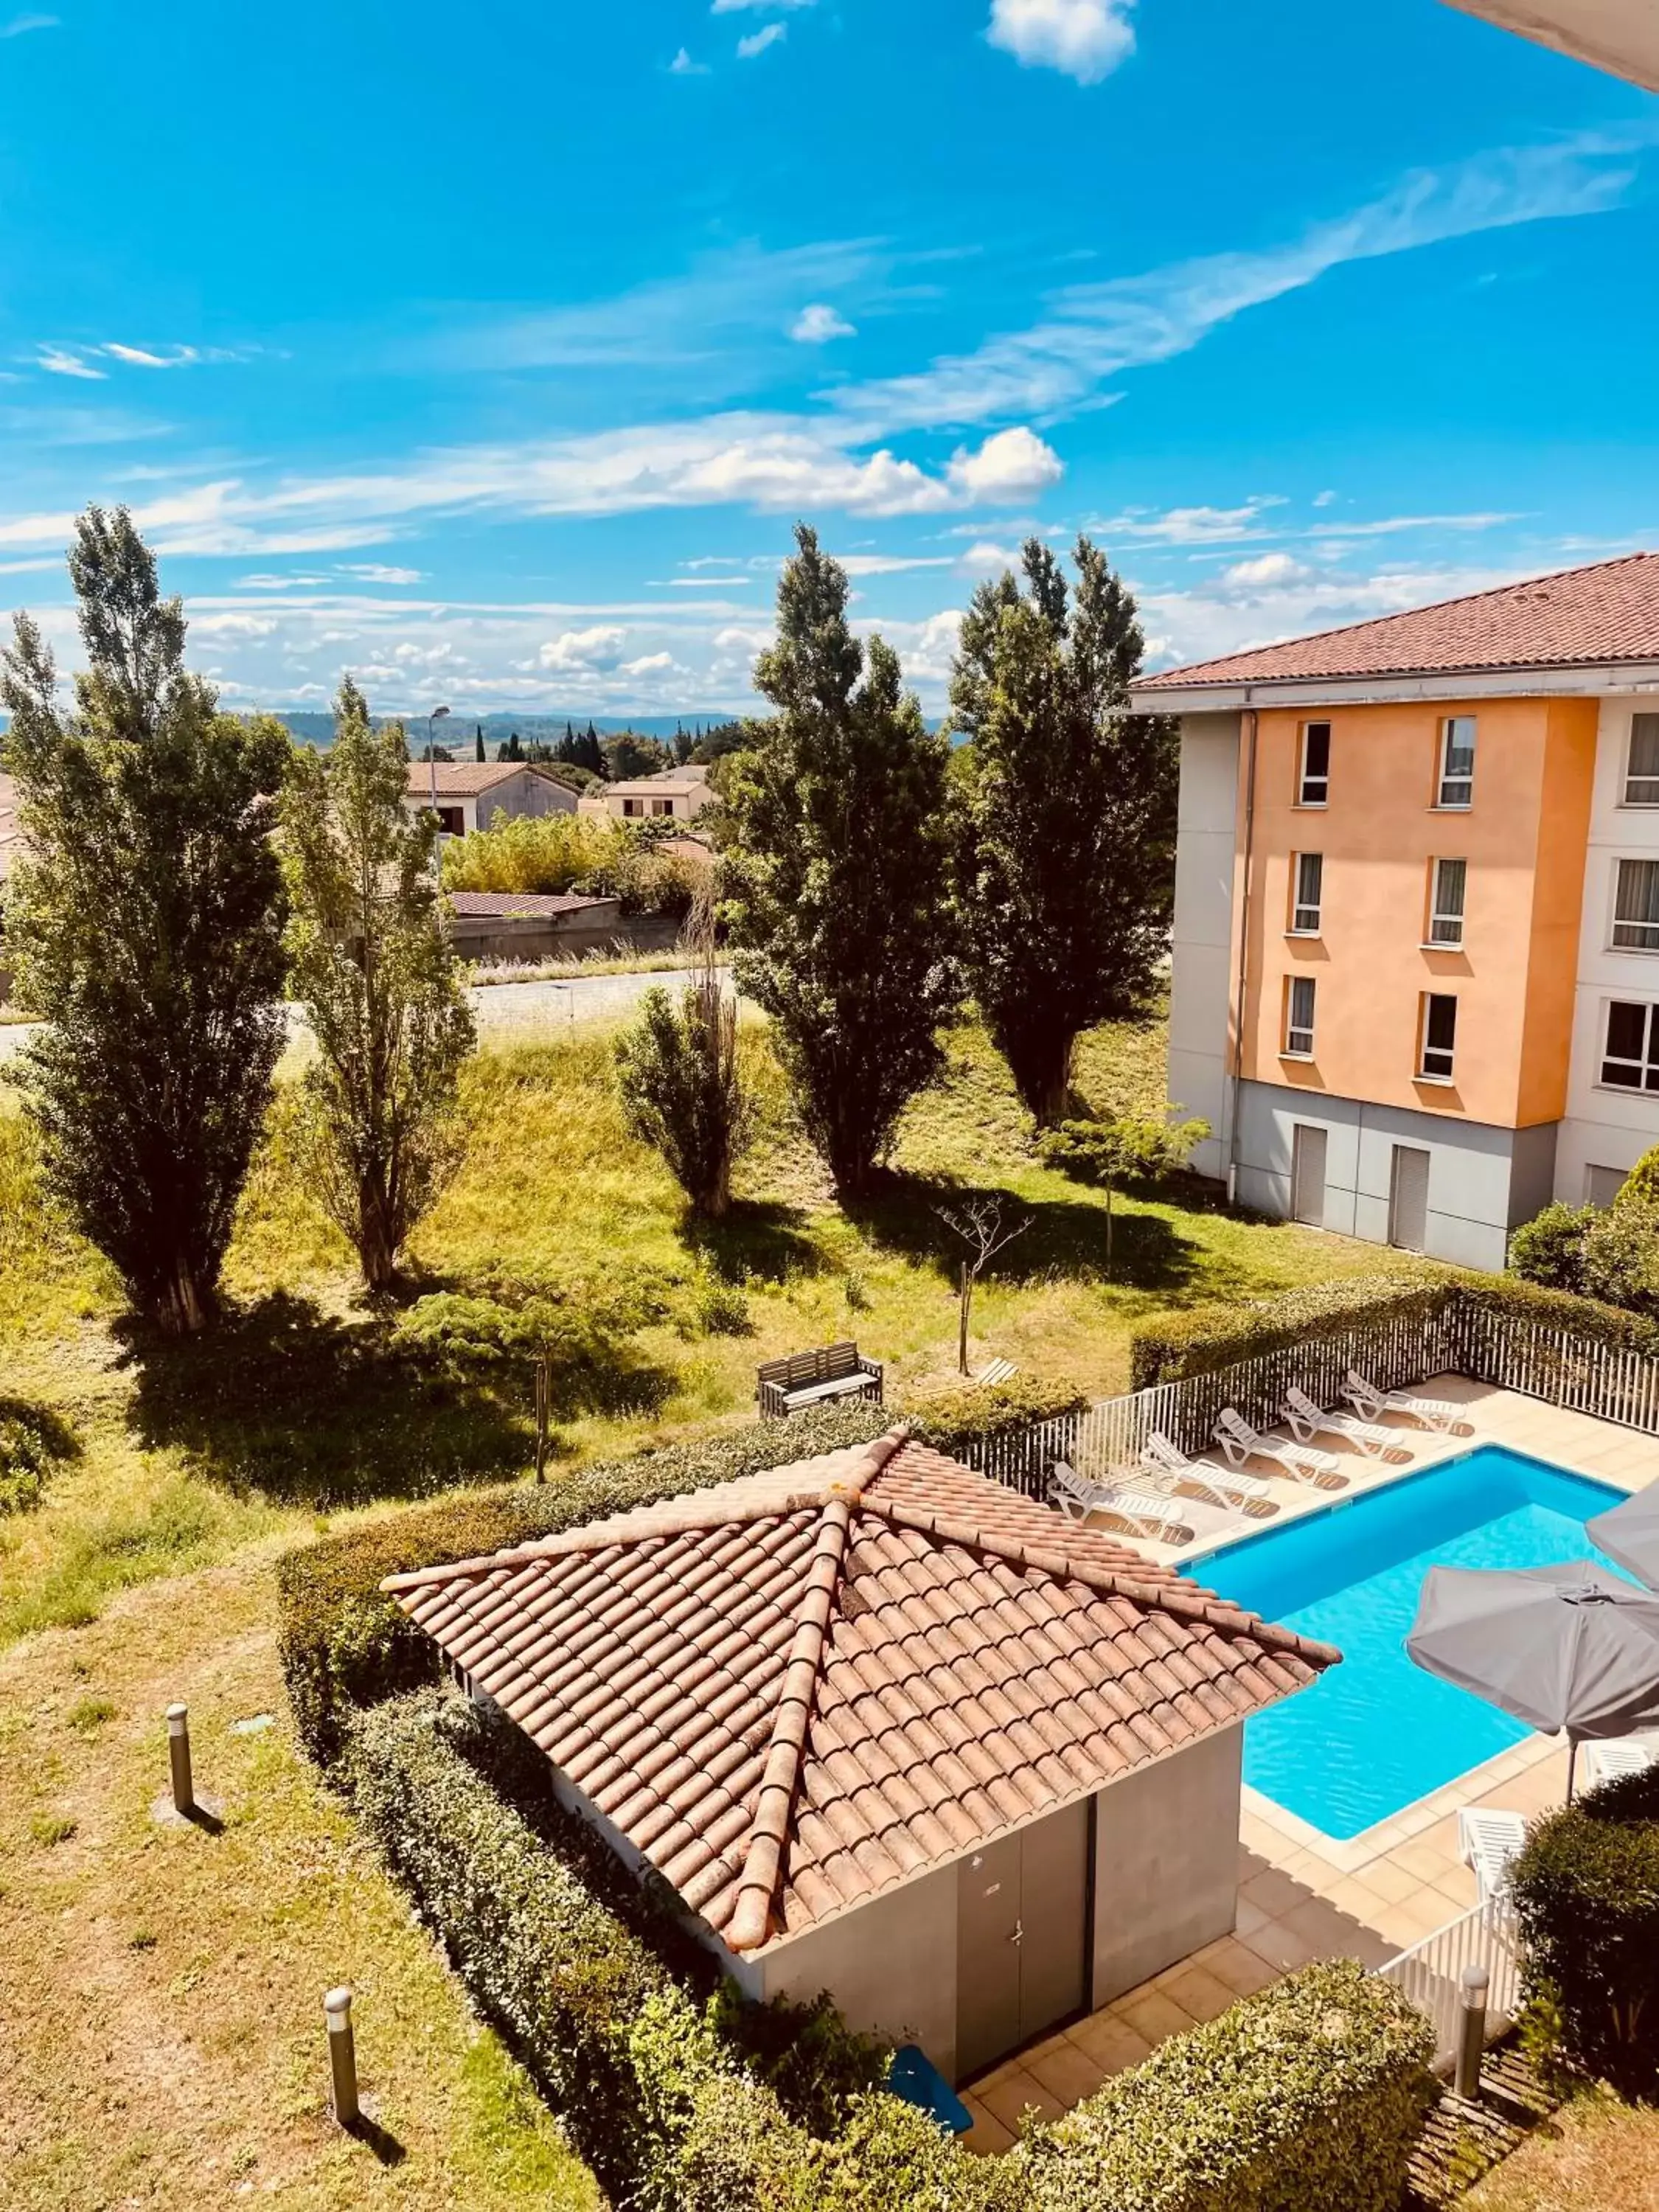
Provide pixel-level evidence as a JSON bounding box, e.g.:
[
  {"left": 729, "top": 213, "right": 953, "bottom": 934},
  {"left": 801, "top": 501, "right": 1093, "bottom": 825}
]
[
  {"left": 1375, "top": 1898, "right": 1522, "bottom": 2071},
  {"left": 958, "top": 1291, "right": 1659, "bottom": 1500}
]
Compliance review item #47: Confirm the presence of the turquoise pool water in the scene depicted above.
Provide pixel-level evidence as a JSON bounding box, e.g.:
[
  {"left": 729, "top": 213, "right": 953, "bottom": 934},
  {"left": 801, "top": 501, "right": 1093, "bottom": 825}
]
[{"left": 1185, "top": 1447, "right": 1629, "bottom": 1840}]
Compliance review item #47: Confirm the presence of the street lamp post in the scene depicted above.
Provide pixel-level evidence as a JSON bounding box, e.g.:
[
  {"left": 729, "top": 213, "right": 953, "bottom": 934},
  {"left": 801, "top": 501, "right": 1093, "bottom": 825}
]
[{"left": 427, "top": 705, "right": 451, "bottom": 879}]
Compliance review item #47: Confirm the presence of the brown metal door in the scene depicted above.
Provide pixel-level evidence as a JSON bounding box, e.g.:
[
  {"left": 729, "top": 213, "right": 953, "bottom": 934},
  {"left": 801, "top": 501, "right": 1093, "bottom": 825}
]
[
  {"left": 956, "top": 1832, "right": 1023, "bottom": 2078},
  {"left": 1016, "top": 1798, "right": 1089, "bottom": 2043}
]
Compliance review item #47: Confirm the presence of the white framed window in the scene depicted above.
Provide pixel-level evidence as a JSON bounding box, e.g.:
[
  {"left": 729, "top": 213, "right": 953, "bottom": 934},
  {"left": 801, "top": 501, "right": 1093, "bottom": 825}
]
[
  {"left": 1612, "top": 858, "right": 1659, "bottom": 951},
  {"left": 1601, "top": 999, "right": 1659, "bottom": 1091},
  {"left": 1427, "top": 857, "right": 1467, "bottom": 946},
  {"left": 1418, "top": 992, "right": 1458, "bottom": 1082},
  {"left": 1297, "top": 722, "right": 1330, "bottom": 807},
  {"left": 1290, "top": 852, "right": 1323, "bottom": 935},
  {"left": 1435, "top": 716, "right": 1476, "bottom": 809},
  {"left": 1283, "top": 975, "right": 1316, "bottom": 1058},
  {"left": 1625, "top": 714, "right": 1659, "bottom": 807}
]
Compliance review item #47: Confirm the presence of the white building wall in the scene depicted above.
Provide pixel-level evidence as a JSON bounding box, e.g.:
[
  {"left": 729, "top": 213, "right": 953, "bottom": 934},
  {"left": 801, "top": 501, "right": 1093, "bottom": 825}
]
[
  {"left": 1557, "top": 696, "right": 1659, "bottom": 1205},
  {"left": 1167, "top": 713, "right": 1241, "bottom": 1182}
]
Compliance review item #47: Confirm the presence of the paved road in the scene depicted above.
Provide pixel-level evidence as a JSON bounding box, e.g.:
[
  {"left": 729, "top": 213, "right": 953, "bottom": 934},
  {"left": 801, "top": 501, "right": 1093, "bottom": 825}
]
[{"left": 0, "top": 965, "right": 723, "bottom": 1065}]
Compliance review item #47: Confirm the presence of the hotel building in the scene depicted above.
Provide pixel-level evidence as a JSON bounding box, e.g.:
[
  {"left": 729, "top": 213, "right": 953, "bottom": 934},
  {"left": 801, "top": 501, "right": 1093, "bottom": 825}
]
[{"left": 1133, "top": 553, "right": 1659, "bottom": 1269}]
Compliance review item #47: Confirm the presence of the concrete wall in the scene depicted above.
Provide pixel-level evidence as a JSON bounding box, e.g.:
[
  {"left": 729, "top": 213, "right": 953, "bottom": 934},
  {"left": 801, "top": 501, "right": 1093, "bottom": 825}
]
[
  {"left": 759, "top": 1860, "right": 959, "bottom": 2081},
  {"left": 1092, "top": 1728, "right": 1242, "bottom": 2006},
  {"left": 1167, "top": 713, "right": 1242, "bottom": 1182},
  {"left": 1557, "top": 695, "right": 1659, "bottom": 1203},
  {"left": 1233, "top": 1079, "right": 1549, "bottom": 1270}
]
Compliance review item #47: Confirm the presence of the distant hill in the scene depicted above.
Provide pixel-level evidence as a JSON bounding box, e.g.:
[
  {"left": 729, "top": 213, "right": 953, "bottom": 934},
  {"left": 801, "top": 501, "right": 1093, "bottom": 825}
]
[{"left": 274, "top": 710, "right": 743, "bottom": 749}]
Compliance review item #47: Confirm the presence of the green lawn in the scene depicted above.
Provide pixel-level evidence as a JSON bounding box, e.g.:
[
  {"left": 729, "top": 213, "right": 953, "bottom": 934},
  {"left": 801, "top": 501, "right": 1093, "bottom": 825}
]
[{"left": 0, "top": 1006, "right": 1401, "bottom": 1645}]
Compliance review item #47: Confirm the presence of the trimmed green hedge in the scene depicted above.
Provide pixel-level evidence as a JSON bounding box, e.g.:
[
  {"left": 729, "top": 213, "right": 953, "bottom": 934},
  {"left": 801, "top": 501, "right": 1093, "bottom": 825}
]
[
  {"left": 1129, "top": 1273, "right": 1447, "bottom": 1391},
  {"left": 348, "top": 1690, "right": 1018, "bottom": 2212},
  {"left": 1129, "top": 1269, "right": 1659, "bottom": 1392},
  {"left": 1021, "top": 1959, "right": 1434, "bottom": 2212},
  {"left": 1509, "top": 1764, "right": 1659, "bottom": 2099},
  {"left": 277, "top": 1400, "right": 894, "bottom": 1764},
  {"left": 349, "top": 1691, "right": 1434, "bottom": 2212},
  {"left": 901, "top": 1371, "right": 1087, "bottom": 1456}
]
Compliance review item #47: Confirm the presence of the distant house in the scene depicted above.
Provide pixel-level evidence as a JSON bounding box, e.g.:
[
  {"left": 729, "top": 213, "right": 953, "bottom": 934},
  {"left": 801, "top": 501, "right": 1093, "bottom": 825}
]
[
  {"left": 384, "top": 1430, "right": 1332, "bottom": 2085},
  {"left": 580, "top": 763, "right": 713, "bottom": 824},
  {"left": 403, "top": 762, "right": 577, "bottom": 840}
]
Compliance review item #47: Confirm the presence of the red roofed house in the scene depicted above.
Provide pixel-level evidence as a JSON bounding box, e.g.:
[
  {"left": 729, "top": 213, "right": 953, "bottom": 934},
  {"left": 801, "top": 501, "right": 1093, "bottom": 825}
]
[
  {"left": 403, "top": 759, "right": 577, "bottom": 841},
  {"left": 385, "top": 1431, "right": 1336, "bottom": 2084},
  {"left": 1134, "top": 553, "right": 1659, "bottom": 1266}
]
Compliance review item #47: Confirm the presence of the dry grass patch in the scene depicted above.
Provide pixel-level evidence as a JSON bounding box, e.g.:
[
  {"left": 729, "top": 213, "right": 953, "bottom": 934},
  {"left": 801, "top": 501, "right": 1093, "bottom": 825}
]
[
  {"left": 0, "top": 1549, "right": 597, "bottom": 2211},
  {"left": 1466, "top": 2090, "right": 1659, "bottom": 2211}
]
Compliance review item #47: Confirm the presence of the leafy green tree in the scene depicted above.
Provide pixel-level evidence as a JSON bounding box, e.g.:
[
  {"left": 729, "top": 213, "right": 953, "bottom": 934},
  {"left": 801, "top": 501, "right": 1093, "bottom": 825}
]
[
  {"left": 615, "top": 897, "right": 748, "bottom": 1215},
  {"left": 0, "top": 507, "right": 289, "bottom": 1334},
  {"left": 280, "top": 678, "right": 476, "bottom": 1291},
  {"left": 950, "top": 535, "right": 1178, "bottom": 1123},
  {"left": 1617, "top": 1146, "right": 1659, "bottom": 1210},
  {"left": 604, "top": 730, "right": 669, "bottom": 781},
  {"left": 722, "top": 525, "right": 961, "bottom": 1192}
]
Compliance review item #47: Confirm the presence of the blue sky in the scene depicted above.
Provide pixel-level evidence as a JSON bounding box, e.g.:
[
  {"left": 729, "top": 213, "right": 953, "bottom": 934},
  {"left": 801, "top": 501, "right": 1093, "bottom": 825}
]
[{"left": 1, "top": 0, "right": 1656, "bottom": 714}]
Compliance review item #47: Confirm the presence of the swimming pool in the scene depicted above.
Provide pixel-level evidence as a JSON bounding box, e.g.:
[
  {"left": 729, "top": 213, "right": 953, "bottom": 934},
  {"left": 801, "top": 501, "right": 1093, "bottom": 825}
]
[{"left": 1186, "top": 1447, "right": 1630, "bottom": 1840}]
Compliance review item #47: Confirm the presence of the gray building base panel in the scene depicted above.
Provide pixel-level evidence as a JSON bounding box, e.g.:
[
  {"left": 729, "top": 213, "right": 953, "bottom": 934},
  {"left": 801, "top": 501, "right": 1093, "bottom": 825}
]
[{"left": 1232, "top": 1083, "right": 1557, "bottom": 1272}]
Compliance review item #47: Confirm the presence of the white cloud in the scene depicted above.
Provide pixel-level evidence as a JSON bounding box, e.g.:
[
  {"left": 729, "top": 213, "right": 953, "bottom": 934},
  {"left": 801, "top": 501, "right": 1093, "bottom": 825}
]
[
  {"left": 621, "top": 652, "right": 677, "bottom": 677},
  {"left": 1312, "top": 489, "right": 1338, "bottom": 508},
  {"left": 102, "top": 343, "right": 202, "bottom": 369},
  {"left": 946, "top": 424, "right": 1063, "bottom": 503},
  {"left": 833, "top": 132, "right": 1651, "bottom": 436},
  {"left": 712, "top": 0, "right": 813, "bottom": 10},
  {"left": 1098, "top": 501, "right": 1282, "bottom": 546},
  {"left": 791, "top": 302, "right": 856, "bottom": 344},
  {"left": 338, "top": 562, "right": 424, "bottom": 583},
  {"left": 959, "top": 541, "right": 1022, "bottom": 572},
  {"left": 987, "top": 0, "right": 1135, "bottom": 85},
  {"left": 35, "top": 346, "right": 105, "bottom": 381},
  {"left": 537, "top": 625, "right": 630, "bottom": 672},
  {"left": 669, "top": 46, "right": 709, "bottom": 74},
  {"left": 1220, "top": 553, "right": 1313, "bottom": 590},
  {"left": 833, "top": 554, "right": 956, "bottom": 576},
  {"left": 0, "top": 13, "right": 59, "bottom": 35},
  {"left": 1306, "top": 509, "right": 1519, "bottom": 539},
  {"left": 737, "top": 22, "right": 786, "bottom": 57}
]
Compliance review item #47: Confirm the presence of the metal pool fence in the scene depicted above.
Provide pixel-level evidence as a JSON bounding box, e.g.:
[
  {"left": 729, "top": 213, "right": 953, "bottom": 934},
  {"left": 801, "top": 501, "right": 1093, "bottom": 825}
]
[
  {"left": 958, "top": 1293, "right": 1659, "bottom": 1499},
  {"left": 1377, "top": 1897, "right": 1523, "bottom": 2071}
]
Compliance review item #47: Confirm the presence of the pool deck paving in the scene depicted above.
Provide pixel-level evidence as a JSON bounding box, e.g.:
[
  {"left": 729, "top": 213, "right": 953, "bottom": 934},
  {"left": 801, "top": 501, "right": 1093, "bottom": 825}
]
[{"left": 958, "top": 1377, "right": 1659, "bottom": 2154}]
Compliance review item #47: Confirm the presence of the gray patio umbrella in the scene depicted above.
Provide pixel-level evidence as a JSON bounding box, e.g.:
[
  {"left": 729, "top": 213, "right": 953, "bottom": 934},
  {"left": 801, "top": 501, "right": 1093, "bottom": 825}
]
[
  {"left": 1587, "top": 1487, "right": 1659, "bottom": 1592},
  {"left": 1407, "top": 1561, "right": 1659, "bottom": 1797}
]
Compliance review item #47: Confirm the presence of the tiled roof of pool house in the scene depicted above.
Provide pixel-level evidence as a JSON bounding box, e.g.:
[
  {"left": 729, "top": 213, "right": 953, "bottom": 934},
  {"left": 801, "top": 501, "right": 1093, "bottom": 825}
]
[{"left": 384, "top": 1430, "right": 1337, "bottom": 1953}]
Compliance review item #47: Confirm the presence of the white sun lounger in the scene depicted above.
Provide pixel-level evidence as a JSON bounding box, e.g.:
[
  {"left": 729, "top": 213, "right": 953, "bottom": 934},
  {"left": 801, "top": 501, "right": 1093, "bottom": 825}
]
[
  {"left": 1282, "top": 1385, "right": 1403, "bottom": 1459},
  {"left": 1343, "top": 1369, "right": 1466, "bottom": 1433},
  {"left": 1213, "top": 1408, "right": 1343, "bottom": 1485},
  {"left": 1584, "top": 1738, "right": 1657, "bottom": 1788},
  {"left": 1457, "top": 1807, "right": 1527, "bottom": 1905},
  {"left": 1048, "top": 1461, "right": 1192, "bottom": 1545},
  {"left": 1140, "top": 1430, "right": 1276, "bottom": 1514}
]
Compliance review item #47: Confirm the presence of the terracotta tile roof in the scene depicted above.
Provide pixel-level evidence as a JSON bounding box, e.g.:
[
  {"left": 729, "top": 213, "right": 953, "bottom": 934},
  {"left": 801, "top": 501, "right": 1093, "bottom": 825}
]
[
  {"left": 1138, "top": 551, "right": 1659, "bottom": 691},
  {"left": 385, "top": 1433, "right": 1338, "bottom": 1953},
  {"left": 405, "top": 762, "right": 562, "bottom": 797}
]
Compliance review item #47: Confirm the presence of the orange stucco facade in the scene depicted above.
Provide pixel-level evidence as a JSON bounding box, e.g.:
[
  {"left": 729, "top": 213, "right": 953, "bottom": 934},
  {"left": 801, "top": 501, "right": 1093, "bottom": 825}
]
[{"left": 1235, "top": 696, "right": 1599, "bottom": 1130}]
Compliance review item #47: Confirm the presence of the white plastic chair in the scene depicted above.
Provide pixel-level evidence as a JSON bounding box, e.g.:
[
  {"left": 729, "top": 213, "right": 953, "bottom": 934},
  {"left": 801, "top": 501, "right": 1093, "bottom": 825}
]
[
  {"left": 1047, "top": 1461, "right": 1192, "bottom": 1545},
  {"left": 1343, "top": 1369, "right": 1467, "bottom": 1433},
  {"left": 1213, "top": 1408, "right": 1343, "bottom": 1486},
  {"left": 1140, "top": 1431, "right": 1276, "bottom": 1514},
  {"left": 1283, "top": 1385, "right": 1405, "bottom": 1459},
  {"left": 1584, "top": 1739, "right": 1657, "bottom": 1788},
  {"left": 1457, "top": 1807, "right": 1527, "bottom": 1905}
]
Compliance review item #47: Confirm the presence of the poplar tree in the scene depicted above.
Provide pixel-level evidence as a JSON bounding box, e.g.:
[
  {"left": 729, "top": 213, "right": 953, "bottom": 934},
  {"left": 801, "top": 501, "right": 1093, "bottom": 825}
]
[
  {"left": 280, "top": 678, "right": 476, "bottom": 1290},
  {"left": 950, "top": 535, "right": 1177, "bottom": 1124},
  {"left": 722, "top": 526, "right": 961, "bottom": 1192},
  {"left": 0, "top": 507, "right": 288, "bottom": 1334}
]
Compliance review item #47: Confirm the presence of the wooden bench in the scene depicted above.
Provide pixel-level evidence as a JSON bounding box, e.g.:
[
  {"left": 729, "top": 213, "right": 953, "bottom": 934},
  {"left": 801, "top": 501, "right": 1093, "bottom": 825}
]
[{"left": 757, "top": 1341, "right": 884, "bottom": 1420}]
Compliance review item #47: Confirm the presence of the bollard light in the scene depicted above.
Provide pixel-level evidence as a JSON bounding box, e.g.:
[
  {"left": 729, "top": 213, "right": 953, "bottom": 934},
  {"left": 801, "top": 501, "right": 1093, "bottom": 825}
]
[
  {"left": 325, "top": 1986, "right": 360, "bottom": 2128},
  {"left": 166, "top": 1703, "right": 195, "bottom": 1818},
  {"left": 1454, "top": 1961, "right": 1489, "bottom": 2101}
]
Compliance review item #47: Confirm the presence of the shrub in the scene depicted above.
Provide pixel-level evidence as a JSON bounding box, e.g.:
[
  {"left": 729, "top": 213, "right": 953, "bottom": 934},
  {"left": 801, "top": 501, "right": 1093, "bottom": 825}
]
[
  {"left": 442, "top": 810, "right": 622, "bottom": 896},
  {"left": 615, "top": 935, "right": 750, "bottom": 1219},
  {"left": 1015, "top": 1959, "right": 1434, "bottom": 2212},
  {"left": 0, "top": 1396, "right": 78, "bottom": 1515},
  {"left": 277, "top": 1401, "right": 894, "bottom": 1764},
  {"left": 347, "top": 1691, "right": 1012, "bottom": 2212},
  {"left": 1130, "top": 1273, "right": 1447, "bottom": 1391},
  {"left": 1037, "top": 1114, "right": 1209, "bottom": 1189},
  {"left": 1509, "top": 1764, "right": 1659, "bottom": 2098},
  {"left": 1618, "top": 1144, "right": 1659, "bottom": 1209},
  {"left": 1509, "top": 1202, "right": 1593, "bottom": 1294},
  {"left": 1581, "top": 1198, "right": 1659, "bottom": 1321},
  {"left": 900, "top": 1371, "right": 1086, "bottom": 1455}
]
